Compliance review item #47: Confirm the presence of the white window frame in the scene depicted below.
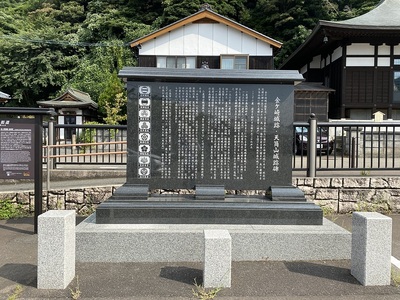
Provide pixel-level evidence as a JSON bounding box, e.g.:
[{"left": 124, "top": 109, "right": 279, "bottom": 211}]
[
  {"left": 157, "top": 56, "right": 196, "bottom": 69},
  {"left": 220, "top": 55, "right": 249, "bottom": 69}
]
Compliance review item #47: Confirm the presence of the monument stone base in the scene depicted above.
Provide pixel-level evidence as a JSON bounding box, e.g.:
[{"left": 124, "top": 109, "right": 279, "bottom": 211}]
[
  {"left": 76, "top": 213, "right": 351, "bottom": 262},
  {"left": 96, "top": 184, "right": 323, "bottom": 225}
]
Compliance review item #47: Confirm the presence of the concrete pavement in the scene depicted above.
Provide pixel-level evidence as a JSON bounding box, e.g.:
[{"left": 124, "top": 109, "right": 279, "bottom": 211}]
[{"left": 1, "top": 216, "right": 400, "bottom": 299}]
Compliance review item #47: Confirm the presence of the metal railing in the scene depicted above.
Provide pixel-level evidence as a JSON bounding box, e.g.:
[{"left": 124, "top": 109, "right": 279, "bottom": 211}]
[
  {"left": 44, "top": 121, "right": 400, "bottom": 174},
  {"left": 293, "top": 120, "right": 400, "bottom": 174}
]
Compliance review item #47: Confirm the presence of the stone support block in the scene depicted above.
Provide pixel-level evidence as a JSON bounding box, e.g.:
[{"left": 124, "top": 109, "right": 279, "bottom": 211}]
[
  {"left": 339, "top": 189, "right": 375, "bottom": 202},
  {"left": 370, "top": 178, "right": 390, "bottom": 188},
  {"left": 351, "top": 212, "right": 392, "bottom": 286},
  {"left": 203, "top": 230, "right": 231, "bottom": 288},
  {"left": 313, "top": 178, "right": 330, "bottom": 188},
  {"left": 331, "top": 178, "right": 343, "bottom": 188},
  {"left": 343, "top": 178, "right": 370, "bottom": 188},
  {"left": 315, "top": 189, "right": 339, "bottom": 201},
  {"left": 38, "top": 210, "right": 76, "bottom": 289}
]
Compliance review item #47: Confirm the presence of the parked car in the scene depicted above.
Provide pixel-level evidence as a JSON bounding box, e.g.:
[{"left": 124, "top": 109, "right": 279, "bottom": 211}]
[{"left": 294, "top": 127, "right": 334, "bottom": 155}]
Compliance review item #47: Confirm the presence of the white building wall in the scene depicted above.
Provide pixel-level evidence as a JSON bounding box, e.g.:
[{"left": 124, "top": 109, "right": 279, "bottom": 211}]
[
  {"left": 212, "top": 25, "right": 228, "bottom": 54},
  {"left": 140, "top": 23, "right": 273, "bottom": 56},
  {"left": 226, "top": 27, "right": 242, "bottom": 54},
  {"left": 379, "top": 45, "right": 391, "bottom": 55},
  {"left": 183, "top": 25, "right": 199, "bottom": 54},
  {"left": 346, "top": 57, "right": 375, "bottom": 67},
  {"left": 394, "top": 45, "right": 400, "bottom": 55},
  {"left": 345, "top": 44, "right": 393, "bottom": 67},
  {"left": 331, "top": 47, "right": 342, "bottom": 63},
  {"left": 57, "top": 114, "right": 65, "bottom": 140},
  {"left": 378, "top": 57, "right": 391, "bottom": 67},
  {"left": 347, "top": 43, "right": 374, "bottom": 55},
  {"left": 57, "top": 108, "right": 82, "bottom": 140},
  {"left": 198, "top": 24, "right": 214, "bottom": 55},
  {"left": 169, "top": 28, "right": 184, "bottom": 55},
  {"left": 309, "top": 55, "right": 321, "bottom": 69}
]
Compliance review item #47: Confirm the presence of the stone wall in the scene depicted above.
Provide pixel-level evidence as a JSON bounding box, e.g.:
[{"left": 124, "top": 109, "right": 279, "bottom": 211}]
[
  {"left": 294, "top": 177, "right": 400, "bottom": 214},
  {"left": 0, "top": 187, "right": 116, "bottom": 217},
  {"left": 1, "top": 177, "right": 400, "bottom": 216}
]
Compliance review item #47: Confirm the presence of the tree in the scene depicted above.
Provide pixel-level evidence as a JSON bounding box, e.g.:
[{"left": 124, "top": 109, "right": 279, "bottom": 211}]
[
  {"left": 0, "top": 0, "right": 383, "bottom": 108},
  {"left": 64, "top": 40, "right": 134, "bottom": 116},
  {"left": 0, "top": 1, "right": 85, "bottom": 106},
  {"left": 153, "top": 0, "right": 248, "bottom": 28},
  {"left": 0, "top": 32, "right": 82, "bottom": 106},
  {"left": 103, "top": 92, "right": 127, "bottom": 125},
  {"left": 98, "top": 72, "right": 125, "bottom": 118},
  {"left": 243, "top": 0, "right": 380, "bottom": 67}
]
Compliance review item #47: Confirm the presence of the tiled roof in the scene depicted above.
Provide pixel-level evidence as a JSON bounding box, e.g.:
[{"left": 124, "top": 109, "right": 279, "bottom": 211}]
[
  {"left": 37, "top": 88, "right": 98, "bottom": 109},
  {"left": 331, "top": 0, "right": 400, "bottom": 28},
  {"left": 280, "top": 0, "right": 400, "bottom": 70}
]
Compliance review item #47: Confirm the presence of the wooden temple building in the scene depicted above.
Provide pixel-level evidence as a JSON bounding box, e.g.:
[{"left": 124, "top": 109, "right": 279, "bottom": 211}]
[{"left": 281, "top": 0, "right": 400, "bottom": 120}]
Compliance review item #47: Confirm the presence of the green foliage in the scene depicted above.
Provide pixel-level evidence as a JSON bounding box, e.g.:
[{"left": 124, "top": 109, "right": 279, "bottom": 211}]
[
  {"left": 391, "top": 267, "right": 400, "bottom": 287},
  {"left": 98, "top": 72, "right": 125, "bottom": 117},
  {"left": 64, "top": 41, "right": 133, "bottom": 106},
  {"left": 192, "top": 278, "right": 222, "bottom": 300},
  {"left": 0, "top": 0, "right": 382, "bottom": 105},
  {"left": 6, "top": 284, "right": 23, "bottom": 300},
  {"left": 0, "top": 199, "right": 27, "bottom": 220},
  {"left": 70, "top": 276, "right": 82, "bottom": 299},
  {"left": 103, "top": 92, "right": 127, "bottom": 125},
  {"left": 76, "top": 121, "right": 100, "bottom": 152}
]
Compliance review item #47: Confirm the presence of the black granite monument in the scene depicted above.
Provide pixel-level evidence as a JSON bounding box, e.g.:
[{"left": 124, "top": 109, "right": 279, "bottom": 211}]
[{"left": 96, "top": 67, "right": 323, "bottom": 225}]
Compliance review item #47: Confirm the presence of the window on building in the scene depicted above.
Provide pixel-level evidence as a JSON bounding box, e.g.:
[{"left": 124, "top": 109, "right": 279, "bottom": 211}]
[
  {"left": 221, "top": 55, "right": 248, "bottom": 69},
  {"left": 392, "top": 109, "right": 400, "bottom": 120},
  {"left": 394, "top": 71, "right": 400, "bottom": 103},
  {"left": 393, "top": 58, "right": 400, "bottom": 103},
  {"left": 157, "top": 56, "right": 195, "bottom": 69}
]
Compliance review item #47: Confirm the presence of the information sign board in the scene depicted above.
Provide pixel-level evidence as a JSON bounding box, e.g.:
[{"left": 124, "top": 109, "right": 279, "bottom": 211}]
[
  {"left": 0, "top": 119, "right": 35, "bottom": 179},
  {"left": 126, "top": 81, "right": 294, "bottom": 190}
]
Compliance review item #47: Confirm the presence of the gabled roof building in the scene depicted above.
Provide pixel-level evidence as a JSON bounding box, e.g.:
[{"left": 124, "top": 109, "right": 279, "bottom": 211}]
[
  {"left": 129, "top": 5, "right": 335, "bottom": 122},
  {"left": 37, "top": 88, "right": 98, "bottom": 140},
  {"left": 281, "top": 0, "right": 400, "bottom": 120},
  {"left": 130, "top": 5, "right": 282, "bottom": 70}
]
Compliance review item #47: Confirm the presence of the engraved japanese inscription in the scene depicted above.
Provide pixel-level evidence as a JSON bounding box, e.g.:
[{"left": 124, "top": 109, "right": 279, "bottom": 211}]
[{"left": 126, "top": 82, "right": 293, "bottom": 190}]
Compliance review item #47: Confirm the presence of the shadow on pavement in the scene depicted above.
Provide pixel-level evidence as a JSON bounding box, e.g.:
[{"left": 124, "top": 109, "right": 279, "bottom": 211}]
[
  {"left": 0, "top": 263, "right": 37, "bottom": 287},
  {"left": 159, "top": 266, "right": 202, "bottom": 285},
  {"left": 284, "top": 261, "right": 359, "bottom": 284},
  {"left": 0, "top": 223, "right": 34, "bottom": 235}
]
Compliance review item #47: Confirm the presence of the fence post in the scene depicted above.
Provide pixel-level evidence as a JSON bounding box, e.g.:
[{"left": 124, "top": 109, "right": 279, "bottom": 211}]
[
  {"left": 46, "top": 117, "right": 55, "bottom": 191},
  {"left": 72, "top": 133, "right": 77, "bottom": 154},
  {"left": 351, "top": 137, "right": 356, "bottom": 168},
  {"left": 307, "top": 113, "right": 317, "bottom": 178}
]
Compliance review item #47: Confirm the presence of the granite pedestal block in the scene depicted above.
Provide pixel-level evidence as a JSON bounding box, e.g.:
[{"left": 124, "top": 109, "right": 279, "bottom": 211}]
[
  {"left": 76, "top": 214, "right": 351, "bottom": 262},
  {"left": 203, "top": 230, "right": 231, "bottom": 288},
  {"left": 96, "top": 198, "right": 323, "bottom": 225},
  {"left": 37, "top": 210, "right": 76, "bottom": 289},
  {"left": 351, "top": 212, "right": 392, "bottom": 286}
]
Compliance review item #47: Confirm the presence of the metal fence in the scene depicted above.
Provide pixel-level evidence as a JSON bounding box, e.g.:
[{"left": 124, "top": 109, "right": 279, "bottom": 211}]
[
  {"left": 44, "top": 121, "right": 400, "bottom": 173},
  {"left": 293, "top": 121, "right": 400, "bottom": 173}
]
